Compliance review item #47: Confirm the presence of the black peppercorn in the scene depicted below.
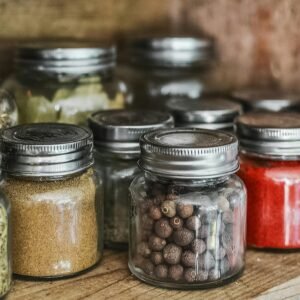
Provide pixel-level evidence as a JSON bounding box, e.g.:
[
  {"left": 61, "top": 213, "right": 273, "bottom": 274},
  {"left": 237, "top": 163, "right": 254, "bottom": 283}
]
[
  {"left": 149, "top": 206, "right": 162, "bottom": 220},
  {"left": 191, "top": 239, "right": 206, "bottom": 254},
  {"left": 154, "top": 264, "right": 168, "bottom": 279},
  {"left": 168, "top": 264, "right": 184, "bottom": 281},
  {"left": 173, "top": 228, "right": 194, "bottom": 246},
  {"left": 137, "top": 241, "right": 151, "bottom": 258},
  {"left": 181, "top": 250, "right": 196, "bottom": 267},
  {"left": 161, "top": 200, "right": 176, "bottom": 218},
  {"left": 150, "top": 252, "right": 164, "bottom": 265},
  {"left": 154, "top": 218, "right": 173, "bottom": 238},
  {"left": 148, "top": 235, "right": 166, "bottom": 251},
  {"left": 177, "top": 203, "right": 194, "bottom": 219},
  {"left": 169, "top": 216, "right": 183, "bottom": 230},
  {"left": 186, "top": 216, "right": 201, "bottom": 231},
  {"left": 141, "top": 259, "right": 155, "bottom": 275},
  {"left": 184, "top": 268, "right": 197, "bottom": 282},
  {"left": 163, "top": 243, "right": 182, "bottom": 265}
]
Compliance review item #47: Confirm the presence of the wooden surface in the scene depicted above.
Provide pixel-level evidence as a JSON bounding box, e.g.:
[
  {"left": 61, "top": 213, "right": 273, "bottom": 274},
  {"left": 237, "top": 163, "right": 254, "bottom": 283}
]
[{"left": 6, "top": 249, "right": 300, "bottom": 300}]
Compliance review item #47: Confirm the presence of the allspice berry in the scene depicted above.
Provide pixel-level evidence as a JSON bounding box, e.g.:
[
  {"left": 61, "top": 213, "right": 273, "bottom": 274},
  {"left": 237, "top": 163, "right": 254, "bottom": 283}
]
[
  {"left": 169, "top": 216, "right": 183, "bottom": 230},
  {"left": 173, "top": 228, "right": 194, "bottom": 246},
  {"left": 184, "top": 268, "right": 197, "bottom": 282},
  {"left": 141, "top": 259, "right": 155, "bottom": 275},
  {"left": 209, "top": 269, "right": 221, "bottom": 280},
  {"left": 148, "top": 235, "right": 166, "bottom": 251},
  {"left": 140, "top": 198, "right": 153, "bottom": 213},
  {"left": 212, "top": 247, "right": 226, "bottom": 260},
  {"left": 181, "top": 250, "right": 196, "bottom": 267},
  {"left": 137, "top": 242, "right": 151, "bottom": 258},
  {"left": 217, "top": 195, "right": 230, "bottom": 211},
  {"left": 191, "top": 239, "right": 206, "bottom": 254},
  {"left": 141, "top": 214, "right": 154, "bottom": 230},
  {"left": 186, "top": 216, "right": 201, "bottom": 231},
  {"left": 150, "top": 252, "right": 164, "bottom": 265},
  {"left": 223, "top": 211, "right": 234, "bottom": 224},
  {"left": 177, "top": 203, "right": 194, "bottom": 218},
  {"left": 161, "top": 200, "right": 176, "bottom": 218},
  {"left": 198, "top": 251, "right": 215, "bottom": 269},
  {"left": 168, "top": 264, "right": 183, "bottom": 281},
  {"left": 154, "top": 218, "right": 173, "bottom": 238},
  {"left": 149, "top": 206, "right": 162, "bottom": 220},
  {"left": 163, "top": 243, "right": 182, "bottom": 264},
  {"left": 154, "top": 264, "right": 168, "bottom": 279},
  {"left": 166, "top": 193, "right": 179, "bottom": 201},
  {"left": 196, "top": 270, "right": 209, "bottom": 281}
]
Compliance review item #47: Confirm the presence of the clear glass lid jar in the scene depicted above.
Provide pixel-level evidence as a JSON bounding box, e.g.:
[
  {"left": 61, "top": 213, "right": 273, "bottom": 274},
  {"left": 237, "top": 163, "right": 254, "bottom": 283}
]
[
  {"left": 2, "top": 42, "right": 130, "bottom": 125},
  {"left": 89, "top": 110, "right": 174, "bottom": 249},
  {"left": 0, "top": 123, "right": 102, "bottom": 278},
  {"left": 237, "top": 112, "right": 300, "bottom": 249},
  {"left": 166, "top": 97, "right": 241, "bottom": 131},
  {"left": 129, "top": 128, "right": 246, "bottom": 289},
  {"left": 124, "top": 37, "right": 215, "bottom": 110}
]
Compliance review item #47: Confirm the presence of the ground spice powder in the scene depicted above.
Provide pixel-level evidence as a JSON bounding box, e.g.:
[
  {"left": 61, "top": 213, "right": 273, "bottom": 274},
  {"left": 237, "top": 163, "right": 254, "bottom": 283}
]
[{"left": 3, "top": 168, "right": 100, "bottom": 277}]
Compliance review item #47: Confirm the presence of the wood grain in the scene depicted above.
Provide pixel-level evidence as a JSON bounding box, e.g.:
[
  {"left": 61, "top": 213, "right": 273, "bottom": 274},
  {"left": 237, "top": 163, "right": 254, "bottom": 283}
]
[{"left": 6, "top": 249, "right": 300, "bottom": 300}]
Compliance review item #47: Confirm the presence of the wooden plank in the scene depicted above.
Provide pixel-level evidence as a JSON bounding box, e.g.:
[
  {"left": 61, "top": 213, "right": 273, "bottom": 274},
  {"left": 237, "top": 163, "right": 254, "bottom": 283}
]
[{"left": 6, "top": 249, "right": 300, "bottom": 299}]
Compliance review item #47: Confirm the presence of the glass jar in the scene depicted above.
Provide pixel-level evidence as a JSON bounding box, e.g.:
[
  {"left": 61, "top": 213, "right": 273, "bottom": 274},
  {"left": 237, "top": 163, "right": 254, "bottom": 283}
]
[
  {"left": 89, "top": 110, "right": 174, "bottom": 249},
  {"left": 165, "top": 97, "right": 241, "bottom": 131},
  {"left": 124, "top": 37, "right": 215, "bottom": 110},
  {"left": 2, "top": 42, "right": 130, "bottom": 125},
  {"left": 0, "top": 123, "right": 102, "bottom": 278},
  {"left": 0, "top": 191, "right": 12, "bottom": 298},
  {"left": 231, "top": 88, "right": 300, "bottom": 112},
  {"left": 237, "top": 112, "right": 300, "bottom": 249},
  {"left": 129, "top": 128, "right": 246, "bottom": 289}
]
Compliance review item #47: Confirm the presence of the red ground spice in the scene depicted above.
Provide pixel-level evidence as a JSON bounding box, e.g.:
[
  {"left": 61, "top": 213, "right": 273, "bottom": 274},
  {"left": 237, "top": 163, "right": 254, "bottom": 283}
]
[{"left": 238, "top": 153, "right": 300, "bottom": 249}]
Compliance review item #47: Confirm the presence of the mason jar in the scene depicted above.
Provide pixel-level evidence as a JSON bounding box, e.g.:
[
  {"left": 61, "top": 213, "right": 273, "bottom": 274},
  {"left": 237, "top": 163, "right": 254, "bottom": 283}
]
[
  {"left": 129, "top": 128, "right": 246, "bottom": 289},
  {"left": 89, "top": 110, "right": 174, "bottom": 249},
  {"left": 0, "top": 123, "right": 102, "bottom": 279},
  {"left": 2, "top": 42, "right": 130, "bottom": 125},
  {"left": 124, "top": 37, "right": 215, "bottom": 110},
  {"left": 0, "top": 191, "right": 12, "bottom": 298},
  {"left": 165, "top": 97, "right": 241, "bottom": 131},
  {"left": 237, "top": 112, "right": 300, "bottom": 249}
]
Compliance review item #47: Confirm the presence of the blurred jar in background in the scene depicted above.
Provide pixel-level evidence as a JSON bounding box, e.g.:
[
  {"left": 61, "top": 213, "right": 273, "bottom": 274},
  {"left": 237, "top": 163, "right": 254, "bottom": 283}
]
[
  {"left": 166, "top": 97, "right": 241, "bottom": 132},
  {"left": 0, "top": 89, "right": 18, "bottom": 130},
  {"left": 123, "top": 37, "right": 215, "bottom": 110},
  {"left": 231, "top": 88, "right": 300, "bottom": 113},
  {"left": 2, "top": 42, "right": 130, "bottom": 125}
]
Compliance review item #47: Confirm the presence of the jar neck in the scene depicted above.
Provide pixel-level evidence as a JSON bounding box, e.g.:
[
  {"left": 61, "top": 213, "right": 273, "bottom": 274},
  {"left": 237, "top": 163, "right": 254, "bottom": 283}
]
[{"left": 94, "top": 147, "right": 139, "bottom": 161}]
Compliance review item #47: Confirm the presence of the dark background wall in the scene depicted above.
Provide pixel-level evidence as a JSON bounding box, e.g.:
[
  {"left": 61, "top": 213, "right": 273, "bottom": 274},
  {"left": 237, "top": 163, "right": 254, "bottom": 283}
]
[{"left": 0, "top": 0, "right": 299, "bottom": 91}]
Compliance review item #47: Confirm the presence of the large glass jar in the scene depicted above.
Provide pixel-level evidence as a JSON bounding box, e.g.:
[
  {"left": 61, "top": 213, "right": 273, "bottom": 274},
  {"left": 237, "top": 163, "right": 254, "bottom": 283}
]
[
  {"left": 2, "top": 42, "right": 130, "bottom": 125},
  {"left": 89, "top": 110, "right": 174, "bottom": 249},
  {"left": 166, "top": 97, "right": 241, "bottom": 131},
  {"left": 0, "top": 123, "right": 102, "bottom": 279},
  {"left": 124, "top": 37, "right": 215, "bottom": 110},
  {"left": 237, "top": 112, "right": 300, "bottom": 249},
  {"left": 129, "top": 128, "right": 246, "bottom": 289}
]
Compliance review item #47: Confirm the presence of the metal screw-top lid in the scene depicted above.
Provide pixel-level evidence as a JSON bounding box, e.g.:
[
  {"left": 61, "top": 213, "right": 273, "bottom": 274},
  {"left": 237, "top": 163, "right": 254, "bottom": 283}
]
[
  {"left": 129, "top": 37, "right": 214, "bottom": 68},
  {"left": 1, "top": 123, "right": 93, "bottom": 177},
  {"left": 16, "top": 42, "right": 116, "bottom": 75},
  {"left": 166, "top": 97, "right": 241, "bottom": 130},
  {"left": 88, "top": 110, "right": 174, "bottom": 155},
  {"left": 237, "top": 112, "right": 300, "bottom": 157},
  {"left": 231, "top": 88, "right": 300, "bottom": 112},
  {"left": 139, "top": 128, "right": 239, "bottom": 179}
]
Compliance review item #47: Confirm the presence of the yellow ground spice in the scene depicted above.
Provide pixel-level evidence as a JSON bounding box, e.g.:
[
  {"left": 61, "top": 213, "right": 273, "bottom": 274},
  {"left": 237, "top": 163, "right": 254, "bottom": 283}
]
[{"left": 3, "top": 168, "right": 101, "bottom": 277}]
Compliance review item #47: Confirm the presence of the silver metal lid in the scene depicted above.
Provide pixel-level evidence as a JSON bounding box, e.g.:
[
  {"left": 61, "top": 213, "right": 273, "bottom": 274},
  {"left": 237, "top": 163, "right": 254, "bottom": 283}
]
[
  {"left": 166, "top": 97, "right": 241, "bottom": 128},
  {"left": 231, "top": 88, "right": 300, "bottom": 112},
  {"left": 139, "top": 128, "right": 239, "bottom": 179},
  {"left": 237, "top": 112, "right": 300, "bottom": 157},
  {"left": 129, "top": 37, "right": 214, "bottom": 68},
  {"left": 16, "top": 42, "right": 116, "bottom": 75},
  {"left": 89, "top": 110, "right": 174, "bottom": 155},
  {"left": 1, "top": 123, "right": 93, "bottom": 177}
]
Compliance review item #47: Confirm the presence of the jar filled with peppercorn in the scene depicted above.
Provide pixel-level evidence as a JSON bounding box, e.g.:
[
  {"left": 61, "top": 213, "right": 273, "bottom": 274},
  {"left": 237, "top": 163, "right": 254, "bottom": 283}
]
[
  {"left": 237, "top": 112, "right": 300, "bottom": 249},
  {"left": 129, "top": 128, "right": 246, "bottom": 289},
  {"left": 88, "top": 110, "right": 174, "bottom": 249}
]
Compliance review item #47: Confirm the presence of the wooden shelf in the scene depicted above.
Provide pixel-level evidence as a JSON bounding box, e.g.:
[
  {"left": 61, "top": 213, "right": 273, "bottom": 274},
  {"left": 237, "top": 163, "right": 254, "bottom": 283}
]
[{"left": 7, "top": 249, "right": 300, "bottom": 299}]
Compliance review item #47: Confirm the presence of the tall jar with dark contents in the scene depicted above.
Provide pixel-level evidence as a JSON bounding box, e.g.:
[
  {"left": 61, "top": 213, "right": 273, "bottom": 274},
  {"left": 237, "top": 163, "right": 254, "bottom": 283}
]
[
  {"left": 124, "top": 37, "right": 215, "bottom": 110},
  {"left": 89, "top": 110, "right": 174, "bottom": 249},
  {"left": 166, "top": 97, "right": 241, "bottom": 131},
  {"left": 237, "top": 112, "right": 300, "bottom": 249},
  {"left": 0, "top": 123, "right": 103, "bottom": 278},
  {"left": 2, "top": 42, "right": 130, "bottom": 125},
  {"left": 129, "top": 128, "right": 246, "bottom": 289}
]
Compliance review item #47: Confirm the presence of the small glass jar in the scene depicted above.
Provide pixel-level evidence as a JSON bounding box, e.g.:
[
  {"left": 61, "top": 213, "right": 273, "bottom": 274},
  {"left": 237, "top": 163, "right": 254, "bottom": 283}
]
[
  {"left": 231, "top": 88, "right": 300, "bottom": 112},
  {"left": 129, "top": 128, "right": 246, "bottom": 289},
  {"left": 2, "top": 42, "right": 130, "bottom": 125},
  {"left": 166, "top": 97, "right": 241, "bottom": 131},
  {"left": 0, "top": 123, "right": 102, "bottom": 278},
  {"left": 237, "top": 112, "right": 300, "bottom": 249},
  {"left": 0, "top": 191, "right": 12, "bottom": 298},
  {"left": 89, "top": 110, "right": 174, "bottom": 249},
  {"left": 124, "top": 37, "right": 215, "bottom": 110}
]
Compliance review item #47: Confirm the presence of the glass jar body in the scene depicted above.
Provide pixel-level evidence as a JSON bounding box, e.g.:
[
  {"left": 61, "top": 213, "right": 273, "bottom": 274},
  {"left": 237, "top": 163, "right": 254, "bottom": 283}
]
[
  {"left": 2, "top": 69, "right": 129, "bottom": 125},
  {"left": 239, "top": 152, "right": 300, "bottom": 249},
  {"left": 0, "top": 191, "right": 12, "bottom": 297},
  {"left": 1, "top": 167, "right": 103, "bottom": 279},
  {"left": 129, "top": 173, "right": 246, "bottom": 289},
  {"left": 94, "top": 149, "right": 140, "bottom": 249}
]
